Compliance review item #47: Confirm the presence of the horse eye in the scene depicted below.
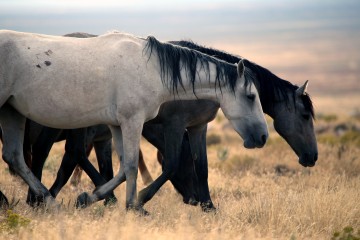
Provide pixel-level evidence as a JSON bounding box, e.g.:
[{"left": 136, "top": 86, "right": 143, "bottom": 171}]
[
  {"left": 247, "top": 94, "right": 255, "bottom": 101},
  {"left": 302, "top": 114, "right": 310, "bottom": 120}
]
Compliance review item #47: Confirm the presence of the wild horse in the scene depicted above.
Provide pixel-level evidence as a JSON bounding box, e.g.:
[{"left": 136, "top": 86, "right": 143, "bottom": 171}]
[
  {"left": 0, "top": 30, "right": 268, "bottom": 213},
  {"left": 24, "top": 38, "right": 317, "bottom": 212}
]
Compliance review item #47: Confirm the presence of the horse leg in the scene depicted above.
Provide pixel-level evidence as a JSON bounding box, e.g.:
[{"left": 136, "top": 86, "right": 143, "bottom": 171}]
[
  {"left": 138, "top": 149, "right": 153, "bottom": 185},
  {"left": 76, "top": 120, "right": 144, "bottom": 213},
  {"left": 48, "top": 129, "right": 83, "bottom": 198},
  {"left": 168, "top": 132, "right": 199, "bottom": 206},
  {"left": 93, "top": 139, "right": 117, "bottom": 205},
  {"left": 49, "top": 129, "right": 108, "bottom": 198},
  {"left": 69, "top": 142, "right": 92, "bottom": 187},
  {"left": 69, "top": 128, "right": 97, "bottom": 187},
  {"left": 26, "top": 127, "right": 62, "bottom": 206},
  {"left": 138, "top": 124, "right": 184, "bottom": 207},
  {"left": 23, "top": 120, "right": 32, "bottom": 168},
  {"left": 0, "top": 105, "right": 53, "bottom": 204},
  {"left": 1, "top": 120, "right": 32, "bottom": 175},
  {"left": 156, "top": 150, "right": 163, "bottom": 165},
  {"left": 187, "top": 124, "right": 216, "bottom": 212}
]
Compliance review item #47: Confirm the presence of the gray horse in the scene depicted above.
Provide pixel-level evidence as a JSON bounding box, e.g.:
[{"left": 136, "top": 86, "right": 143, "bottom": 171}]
[{"left": 0, "top": 30, "right": 268, "bottom": 213}]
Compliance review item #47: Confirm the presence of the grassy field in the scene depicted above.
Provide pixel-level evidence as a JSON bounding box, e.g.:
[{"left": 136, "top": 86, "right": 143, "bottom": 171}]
[{"left": 0, "top": 94, "right": 359, "bottom": 240}]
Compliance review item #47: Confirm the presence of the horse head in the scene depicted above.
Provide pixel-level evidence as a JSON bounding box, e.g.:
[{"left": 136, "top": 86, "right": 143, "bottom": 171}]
[
  {"left": 219, "top": 60, "right": 268, "bottom": 149},
  {"left": 273, "top": 80, "right": 318, "bottom": 167}
]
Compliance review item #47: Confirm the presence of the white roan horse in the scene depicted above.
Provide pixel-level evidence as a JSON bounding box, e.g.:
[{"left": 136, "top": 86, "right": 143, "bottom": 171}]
[{"left": 0, "top": 30, "right": 268, "bottom": 213}]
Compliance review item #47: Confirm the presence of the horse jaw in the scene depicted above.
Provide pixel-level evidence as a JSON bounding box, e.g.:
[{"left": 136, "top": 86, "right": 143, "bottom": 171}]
[{"left": 228, "top": 118, "right": 268, "bottom": 149}]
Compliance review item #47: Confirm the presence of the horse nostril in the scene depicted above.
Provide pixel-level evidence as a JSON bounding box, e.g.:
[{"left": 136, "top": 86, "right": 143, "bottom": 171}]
[{"left": 261, "top": 134, "right": 267, "bottom": 145}]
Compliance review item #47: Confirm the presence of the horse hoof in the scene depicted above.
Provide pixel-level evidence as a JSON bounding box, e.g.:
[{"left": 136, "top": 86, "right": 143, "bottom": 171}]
[
  {"left": 104, "top": 196, "right": 118, "bottom": 206},
  {"left": 26, "top": 194, "right": 54, "bottom": 209},
  {"left": 184, "top": 197, "right": 199, "bottom": 206},
  {"left": 76, "top": 192, "right": 92, "bottom": 208},
  {"left": 44, "top": 197, "right": 61, "bottom": 212},
  {"left": 126, "top": 204, "right": 150, "bottom": 216},
  {"left": 200, "top": 201, "right": 217, "bottom": 213}
]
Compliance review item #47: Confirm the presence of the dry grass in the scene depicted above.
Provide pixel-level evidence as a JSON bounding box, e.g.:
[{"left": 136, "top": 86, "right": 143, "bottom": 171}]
[{"left": 0, "top": 94, "right": 359, "bottom": 240}]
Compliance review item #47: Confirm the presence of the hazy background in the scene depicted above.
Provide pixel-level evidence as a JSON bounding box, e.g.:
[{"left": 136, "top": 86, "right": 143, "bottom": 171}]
[{"left": 1, "top": 0, "right": 359, "bottom": 94}]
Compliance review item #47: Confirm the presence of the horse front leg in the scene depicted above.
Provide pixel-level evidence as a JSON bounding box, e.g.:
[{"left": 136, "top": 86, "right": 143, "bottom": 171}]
[
  {"left": 76, "top": 120, "right": 144, "bottom": 214},
  {"left": 138, "top": 124, "right": 184, "bottom": 208},
  {"left": 168, "top": 132, "right": 199, "bottom": 206},
  {"left": 0, "top": 105, "right": 53, "bottom": 205},
  {"left": 27, "top": 127, "right": 62, "bottom": 206},
  {"left": 187, "top": 124, "right": 216, "bottom": 212}
]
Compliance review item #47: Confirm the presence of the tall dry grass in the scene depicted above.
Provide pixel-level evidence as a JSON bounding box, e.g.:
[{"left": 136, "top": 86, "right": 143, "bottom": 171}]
[{"left": 0, "top": 95, "right": 359, "bottom": 240}]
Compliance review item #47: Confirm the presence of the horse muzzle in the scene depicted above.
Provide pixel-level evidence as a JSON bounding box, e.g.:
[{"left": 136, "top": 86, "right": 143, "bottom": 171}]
[
  {"left": 298, "top": 152, "right": 318, "bottom": 167},
  {"left": 243, "top": 133, "right": 268, "bottom": 149}
]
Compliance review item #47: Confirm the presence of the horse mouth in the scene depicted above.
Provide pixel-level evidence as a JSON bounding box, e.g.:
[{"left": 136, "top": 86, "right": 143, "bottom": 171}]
[
  {"left": 298, "top": 153, "right": 318, "bottom": 167},
  {"left": 243, "top": 134, "right": 267, "bottom": 149},
  {"left": 243, "top": 140, "right": 256, "bottom": 149}
]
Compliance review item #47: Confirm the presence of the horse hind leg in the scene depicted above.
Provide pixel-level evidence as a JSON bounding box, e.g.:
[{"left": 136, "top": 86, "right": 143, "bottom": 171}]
[
  {"left": 93, "top": 138, "right": 117, "bottom": 205},
  {"left": 0, "top": 105, "right": 53, "bottom": 205},
  {"left": 138, "top": 149, "right": 153, "bottom": 185}
]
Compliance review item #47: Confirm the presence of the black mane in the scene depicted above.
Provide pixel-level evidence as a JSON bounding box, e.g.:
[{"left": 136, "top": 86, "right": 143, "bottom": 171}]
[
  {"left": 171, "top": 40, "right": 314, "bottom": 118},
  {"left": 144, "top": 36, "right": 252, "bottom": 95}
]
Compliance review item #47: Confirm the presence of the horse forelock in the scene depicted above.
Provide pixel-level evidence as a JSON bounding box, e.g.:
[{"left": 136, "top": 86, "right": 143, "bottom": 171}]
[{"left": 144, "top": 36, "right": 239, "bottom": 95}]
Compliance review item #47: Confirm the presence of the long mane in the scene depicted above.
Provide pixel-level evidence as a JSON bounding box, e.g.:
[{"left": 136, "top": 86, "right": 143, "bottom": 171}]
[
  {"left": 144, "top": 36, "right": 253, "bottom": 95},
  {"left": 171, "top": 40, "right": 314, "bottom": 118}
]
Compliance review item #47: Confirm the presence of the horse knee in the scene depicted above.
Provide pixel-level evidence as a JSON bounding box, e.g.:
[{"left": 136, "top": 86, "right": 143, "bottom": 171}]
[
  {"left": 124, "top": 165, "right": 138, "bottom": 178},
  {"left": 2, "top": 149, "right": 20, "bottom": 166}
]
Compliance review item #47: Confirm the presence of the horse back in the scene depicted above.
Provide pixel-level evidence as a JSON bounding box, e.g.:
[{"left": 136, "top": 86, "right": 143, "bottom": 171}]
[{"left": 0, "top": 30, "right": 163, "bottom": 128}]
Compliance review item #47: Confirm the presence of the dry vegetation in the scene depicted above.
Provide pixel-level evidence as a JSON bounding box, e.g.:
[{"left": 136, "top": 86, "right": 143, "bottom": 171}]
[{"left": 0, "top": 94, "right": 359, "bottom": 240}]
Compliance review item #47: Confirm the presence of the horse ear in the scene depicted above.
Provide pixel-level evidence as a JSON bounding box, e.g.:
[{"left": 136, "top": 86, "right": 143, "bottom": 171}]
[
  {"left": 237, "top": 59, "right": 245, "bottom": 78},
  {"left": 296, "top": 80, "right": 309, "bottom": 96}
]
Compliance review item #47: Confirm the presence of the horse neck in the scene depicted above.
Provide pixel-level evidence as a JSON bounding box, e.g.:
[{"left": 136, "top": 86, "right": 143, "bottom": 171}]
[
  {"left": 254, "top": 78, "right": 294, "bottom": 119},
  {"left": 162, "top": 62, "right": 232, "bottom": 103}
]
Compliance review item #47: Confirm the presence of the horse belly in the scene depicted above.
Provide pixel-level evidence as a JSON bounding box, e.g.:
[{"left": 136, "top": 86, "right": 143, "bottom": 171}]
[{"left": 8, "top": 85, "right": 117, "bottom": 129}]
